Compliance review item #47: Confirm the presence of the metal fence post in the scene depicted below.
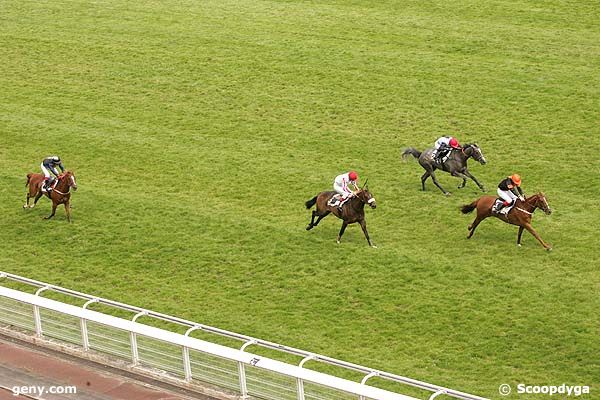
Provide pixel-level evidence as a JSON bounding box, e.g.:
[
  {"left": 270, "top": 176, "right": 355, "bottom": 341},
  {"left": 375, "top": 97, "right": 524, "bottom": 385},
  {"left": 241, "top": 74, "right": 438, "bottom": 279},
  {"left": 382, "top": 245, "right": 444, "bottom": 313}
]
[
  {"left": 238, "top": 340, "right": 256, "bottom": 399},
  {"left": 360, "top": 371, "right": 379, "bottom": 400},
  {"left": 297, "top": 355, "right": 315, "bottom": 400},
  {"left": 80, "top": 299, "right": 98, "bottom": 351},
  {"left": 33, "top": 286, "right": 50, "bottom": 337},
  {"left": 130, "top": 311, "right": 147, "bottom": 366},
  {"left": 183, "top": 325, "right": 202, "bottom": 382}
]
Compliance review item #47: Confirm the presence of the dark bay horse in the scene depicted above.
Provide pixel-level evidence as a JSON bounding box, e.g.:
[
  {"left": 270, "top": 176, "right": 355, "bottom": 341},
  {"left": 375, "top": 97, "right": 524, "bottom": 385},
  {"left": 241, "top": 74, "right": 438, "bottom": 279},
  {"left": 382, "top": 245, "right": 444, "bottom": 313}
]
[
  {"left": 402, "top": 143, "right": 487, "bottom": 195},
  {"left": 24, "top": 171, "right": 78, "bottom": 222},
  {"left": 461, "top": 192, "right": 552, "bottom": 250},
  {"left": 305, "top": 188, "right": 377, "bottom": 247}
]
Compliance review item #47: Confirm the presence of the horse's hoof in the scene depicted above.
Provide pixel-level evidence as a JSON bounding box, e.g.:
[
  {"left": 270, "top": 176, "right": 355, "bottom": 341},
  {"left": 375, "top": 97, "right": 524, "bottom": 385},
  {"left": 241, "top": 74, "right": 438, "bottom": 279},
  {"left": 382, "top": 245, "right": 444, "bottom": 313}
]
[
  {"left": 23, "top": 204, "right": 28, "bottom": 209},
  {"left": 444, "top": 192, "right": 451, "bottom": 196},
  {"left": 546, "top": 247, "right": 553, "bottom": 252},
  {"left": 371, "top": 245, "right": 378, "bottom": 249},
  {"left": 305, "top": 225, "right": 312, "bottom": 231},
  {"left": 517, "top": 244, "right": 522, "bottom": 247}
]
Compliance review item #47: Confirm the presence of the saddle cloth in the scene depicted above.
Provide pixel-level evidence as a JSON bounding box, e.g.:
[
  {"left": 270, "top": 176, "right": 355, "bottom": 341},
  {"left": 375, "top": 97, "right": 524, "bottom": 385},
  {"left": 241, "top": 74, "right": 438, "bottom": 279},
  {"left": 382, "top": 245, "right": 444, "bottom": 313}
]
[
  {"left": 494, "top": 199, "right": 514, "bottom": 215},
  {"left": 327, "top": 194, "right": 347, "bottom": 208},
  {"left": 431, "top": 150, "right": 450, "bottom": 164}
]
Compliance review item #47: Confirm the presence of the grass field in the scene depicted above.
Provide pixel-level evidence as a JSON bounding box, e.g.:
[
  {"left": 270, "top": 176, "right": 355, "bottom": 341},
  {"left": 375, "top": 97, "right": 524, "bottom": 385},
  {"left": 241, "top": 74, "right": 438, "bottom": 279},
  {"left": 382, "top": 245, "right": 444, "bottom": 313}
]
[{"left": 1, "top": 0, "right": 599, "bottom": 398}]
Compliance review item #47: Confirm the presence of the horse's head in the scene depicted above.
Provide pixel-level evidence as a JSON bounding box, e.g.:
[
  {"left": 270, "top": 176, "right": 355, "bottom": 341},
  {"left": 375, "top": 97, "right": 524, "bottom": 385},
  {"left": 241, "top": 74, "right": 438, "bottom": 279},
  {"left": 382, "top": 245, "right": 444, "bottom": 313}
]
[
  {"left": 357, "top": 187, "right": 376, "bottom": 209},
  {"left": 464, "top": 143, "right": 487, "bottom": 165},
  {"left": 59, "top": 171, "right": 78, "bottom": 191},
  {"left": 530, "top": 192, "right": 551, "bottom": 215}
]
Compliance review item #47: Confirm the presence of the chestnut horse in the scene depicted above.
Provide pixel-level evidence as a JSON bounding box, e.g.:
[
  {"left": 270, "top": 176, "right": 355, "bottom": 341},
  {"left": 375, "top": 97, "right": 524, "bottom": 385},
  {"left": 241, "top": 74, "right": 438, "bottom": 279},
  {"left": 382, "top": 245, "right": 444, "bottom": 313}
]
[
  {"left": 24, "top": 171, "right": 78, "bottom": 222},
  {"left": 305, "top": 187, "right": 377, "bottom": 247},
  {"left": 461, "top": 192, "right": 552, "bottom": 250}
]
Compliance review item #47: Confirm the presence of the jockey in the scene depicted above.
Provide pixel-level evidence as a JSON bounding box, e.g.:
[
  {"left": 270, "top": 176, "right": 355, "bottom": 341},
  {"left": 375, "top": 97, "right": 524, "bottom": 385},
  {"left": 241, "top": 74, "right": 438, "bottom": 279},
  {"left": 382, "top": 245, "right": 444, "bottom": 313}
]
[
  {"left": 41, "top": 156, "right": 65, "bottom": 193},
  {"left": 433, "top": 136, "right": 461, "bottom": 163},
  {"left": 494, "top": 174, "right": 525, "bottom": 213},
  {"left": 332, "top": 171, "right": 359, "bottom": 210}
]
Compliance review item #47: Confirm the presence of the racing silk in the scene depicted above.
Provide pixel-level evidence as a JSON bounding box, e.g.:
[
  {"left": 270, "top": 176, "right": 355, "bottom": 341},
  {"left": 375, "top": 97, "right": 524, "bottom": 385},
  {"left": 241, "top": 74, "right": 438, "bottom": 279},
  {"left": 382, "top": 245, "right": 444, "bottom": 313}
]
[
  {"left": 498, "top": 177, "right": 523, "bottom": 197},
  {"left": 42, "top": 156, "right": 65, "bottom": 172},
  {"left": 434, "top": 136, "right": 452, "bottom": 150},
  {"left": 333, "top": 172, "right": 356, "bottom": 197},
  {"left": 41, "top": 156, "right": 65, "bottom": 180}
]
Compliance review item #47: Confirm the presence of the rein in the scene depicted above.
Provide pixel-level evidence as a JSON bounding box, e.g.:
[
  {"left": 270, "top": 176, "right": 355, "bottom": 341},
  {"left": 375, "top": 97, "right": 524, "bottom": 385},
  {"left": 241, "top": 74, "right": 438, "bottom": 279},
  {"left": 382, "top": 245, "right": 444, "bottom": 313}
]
[
  {"left": 515, "top": 207, "right": 532, "bottom": 215},
  {"left": 515, "top": 196, "right": 539, "bottom": 215}
]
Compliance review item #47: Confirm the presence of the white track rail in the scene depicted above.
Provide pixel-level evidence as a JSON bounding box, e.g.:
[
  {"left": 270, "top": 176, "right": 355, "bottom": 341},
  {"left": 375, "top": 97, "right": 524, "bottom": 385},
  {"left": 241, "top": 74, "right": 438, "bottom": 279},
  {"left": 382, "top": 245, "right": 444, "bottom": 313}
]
[{"left": 0, "top": 272, "right": 487, "bottom": 400}]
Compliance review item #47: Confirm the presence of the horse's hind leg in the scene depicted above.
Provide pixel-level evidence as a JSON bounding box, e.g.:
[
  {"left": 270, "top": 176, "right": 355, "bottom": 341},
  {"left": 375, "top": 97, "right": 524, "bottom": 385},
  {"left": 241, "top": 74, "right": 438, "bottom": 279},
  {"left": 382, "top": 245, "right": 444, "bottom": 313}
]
[
  {"left": 33, "top": 192, "right": 43, "bottom": 207},
  {"left": 430, "top": 171, "right": 450, "bottom": 196},
  {"left": 306, "top": 210, "right": 330, "bottom": 230},
  {"left": 467, "top": 216, "right": 485, "bottom": 238},
  {"left": 336, "top": 221, "right": 348, "bottom": 244},
  {"left": 420, "top": 171, "right": 430, "bottom": 191},
  {"left": 312, "top": 211, "right": 330, "bottom": 228},
  {"left": 306, "top": 210, "right": 318, "bottom": 230}
]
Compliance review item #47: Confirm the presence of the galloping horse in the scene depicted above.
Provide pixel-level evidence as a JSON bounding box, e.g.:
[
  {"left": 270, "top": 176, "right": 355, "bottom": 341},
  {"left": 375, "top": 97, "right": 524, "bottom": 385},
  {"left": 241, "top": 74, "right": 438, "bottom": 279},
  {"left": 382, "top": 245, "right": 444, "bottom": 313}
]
[
  {"left": 461, "top": 192, "right": 552, "bottom": 250},
  {"left": 24, "top": 171, "right": 78, "bottom": 222},
  {"left": 305, "top": 187, "right": 377, "bottom": 247},
  {"left": 402, "top": 143, "right": 487, "bottom": 195}
]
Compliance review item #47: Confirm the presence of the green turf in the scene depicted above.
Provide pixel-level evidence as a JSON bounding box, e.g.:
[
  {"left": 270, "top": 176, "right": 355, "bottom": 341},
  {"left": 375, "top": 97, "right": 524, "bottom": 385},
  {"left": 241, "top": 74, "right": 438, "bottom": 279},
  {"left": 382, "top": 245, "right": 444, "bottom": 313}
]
[{"left": 1, "top": 0, "right": 599, "bottom": 398}]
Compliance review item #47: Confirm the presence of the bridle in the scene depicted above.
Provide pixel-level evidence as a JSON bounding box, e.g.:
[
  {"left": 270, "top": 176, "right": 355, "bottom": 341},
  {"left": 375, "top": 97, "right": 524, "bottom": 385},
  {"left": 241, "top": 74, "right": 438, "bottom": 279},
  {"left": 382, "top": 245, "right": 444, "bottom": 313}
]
[{"left": 462, "top": 144, "right": 484, "bottom": 162}]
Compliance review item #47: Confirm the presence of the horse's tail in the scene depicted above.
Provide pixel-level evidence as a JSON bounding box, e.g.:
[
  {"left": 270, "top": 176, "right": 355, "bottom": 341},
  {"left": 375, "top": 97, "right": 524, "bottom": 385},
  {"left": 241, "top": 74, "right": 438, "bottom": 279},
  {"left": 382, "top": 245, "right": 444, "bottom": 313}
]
[
  {"left": 401, "top": 147, "right": 421, "bottom": 160},
  {"left": 461, "top": 200, "right": 478, "bottom": 214},
  {"left": 25, "top": 173, "right": 33, "bottom": 187},
  {"left": 305, "top": 196, "right": 318, "bottom": 209}
]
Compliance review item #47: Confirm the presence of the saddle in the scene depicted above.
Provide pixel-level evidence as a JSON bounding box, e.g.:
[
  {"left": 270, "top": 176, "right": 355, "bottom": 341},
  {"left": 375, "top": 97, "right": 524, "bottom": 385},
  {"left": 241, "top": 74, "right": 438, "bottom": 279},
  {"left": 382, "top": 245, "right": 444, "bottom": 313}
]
[
  {"left": 431, "top": 148, "right": 451, "bottom": 164},
  {"left": 327, "top": 194, "right": 348, "bottom": 209},
  {"left": 493, "top": 199, "right": 514, "bottom": 215},
  {"left": 41, "top": 177, "right": 59, "bottom": 193}
]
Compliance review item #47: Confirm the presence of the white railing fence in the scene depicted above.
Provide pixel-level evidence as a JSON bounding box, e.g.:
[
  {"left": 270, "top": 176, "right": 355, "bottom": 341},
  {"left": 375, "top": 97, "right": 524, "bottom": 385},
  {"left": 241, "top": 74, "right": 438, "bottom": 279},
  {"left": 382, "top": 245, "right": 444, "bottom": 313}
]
[{"left": 0, "top": 272, "right": 488, "bottom": 400}]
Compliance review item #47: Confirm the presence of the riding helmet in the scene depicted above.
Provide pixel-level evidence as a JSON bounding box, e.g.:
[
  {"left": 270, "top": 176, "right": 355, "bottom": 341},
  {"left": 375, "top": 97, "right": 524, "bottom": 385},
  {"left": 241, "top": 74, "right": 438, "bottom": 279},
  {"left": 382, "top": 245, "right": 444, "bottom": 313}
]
[{"left": 510, "top": 174, "right": 522, "bottom": 186}]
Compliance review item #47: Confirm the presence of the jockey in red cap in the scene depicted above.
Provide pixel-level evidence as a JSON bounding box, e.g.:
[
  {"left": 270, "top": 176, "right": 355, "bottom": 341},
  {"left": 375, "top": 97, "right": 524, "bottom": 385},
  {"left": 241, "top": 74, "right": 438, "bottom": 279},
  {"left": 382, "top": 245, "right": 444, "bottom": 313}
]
[
  {"left": 330, "top": 171, "right": 359, "bottom": 211},
  {"left": 433, "top": 136, "right": 461, "bottom": 164}
]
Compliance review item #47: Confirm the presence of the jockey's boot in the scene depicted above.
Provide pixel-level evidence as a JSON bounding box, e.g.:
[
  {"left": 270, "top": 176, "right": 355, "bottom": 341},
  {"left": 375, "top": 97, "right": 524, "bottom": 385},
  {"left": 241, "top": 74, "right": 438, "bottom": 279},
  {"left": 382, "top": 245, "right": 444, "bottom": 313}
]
[
  {"left": 492, "top": 200, "right": 503, "bottom": 213},
  {"left": 46, "top": 178, "right": 55, "bottom": 192}
]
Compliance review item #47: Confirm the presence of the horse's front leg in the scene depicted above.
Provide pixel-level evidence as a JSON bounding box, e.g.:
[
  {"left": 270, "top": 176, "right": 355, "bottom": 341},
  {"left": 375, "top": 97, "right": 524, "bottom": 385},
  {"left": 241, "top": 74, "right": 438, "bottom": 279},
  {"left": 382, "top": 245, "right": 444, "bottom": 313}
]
[
  {"left": 64, "top": 200, "right": 72, "bottom": 223},
  {"left": 463, "top": 170, "right": 485, "bottom": 192},
  {"left": 517, "top": 226, "right": 525, "bottom": 246},
  {"left": 336, "top": 221, "right": 348, "bottom": 244},
  {"left": 24, "top": 193, "right": 30, "bottom": 208},
  {"left": 358, "top": 219, "right": 376, "bottom": 248},
  {"left": 523, "top": 223, "right": 552, "bottom": 251}
]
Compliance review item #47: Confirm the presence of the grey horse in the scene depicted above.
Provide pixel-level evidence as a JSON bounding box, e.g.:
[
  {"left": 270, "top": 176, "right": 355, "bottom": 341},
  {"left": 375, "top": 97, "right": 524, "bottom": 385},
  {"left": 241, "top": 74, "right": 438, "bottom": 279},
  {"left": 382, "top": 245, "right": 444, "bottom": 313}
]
[{"left": 402, "top": 143, "right": 487, "bottom": 196}]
